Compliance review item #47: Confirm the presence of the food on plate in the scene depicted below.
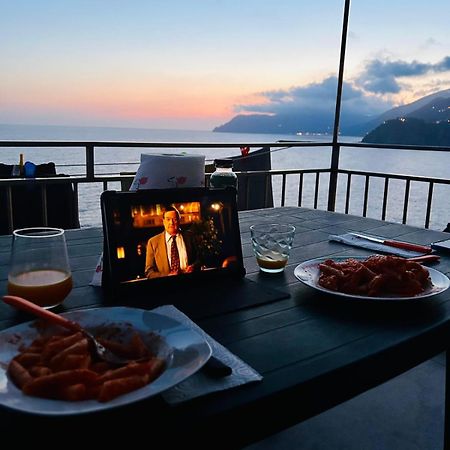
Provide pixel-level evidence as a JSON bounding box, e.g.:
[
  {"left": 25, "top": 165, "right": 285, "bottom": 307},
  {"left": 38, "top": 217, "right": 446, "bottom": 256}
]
[
  {"left": 318, "top": 255, "right": 430, "bottom": 297},
  {"left": 7, "top": 326, "right": 166, "bottom": 402}
]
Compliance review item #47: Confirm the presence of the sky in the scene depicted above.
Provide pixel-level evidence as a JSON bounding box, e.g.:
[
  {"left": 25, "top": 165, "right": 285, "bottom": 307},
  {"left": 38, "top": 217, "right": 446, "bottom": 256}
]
[{"left": 1, "top": 0, "right": 449, "bottom": 130}]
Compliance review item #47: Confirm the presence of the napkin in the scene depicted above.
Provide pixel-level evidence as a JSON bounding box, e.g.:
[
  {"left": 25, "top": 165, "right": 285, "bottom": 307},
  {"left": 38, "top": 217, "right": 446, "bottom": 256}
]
[
  {"left": 329, "top": 233, "right": 423, "bottom": 258},
  {"left": 156, "top": 305, "right": 262, "bottom": 405},
  {"left": 90, "top": 254, "right": 103, "bottom": 287}
]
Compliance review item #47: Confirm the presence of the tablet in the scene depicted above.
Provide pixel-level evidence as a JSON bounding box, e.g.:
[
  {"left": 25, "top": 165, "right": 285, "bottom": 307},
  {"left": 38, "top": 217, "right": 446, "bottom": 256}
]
[{"left": 100, "top": 188, "right": 245, "bottom": 300}]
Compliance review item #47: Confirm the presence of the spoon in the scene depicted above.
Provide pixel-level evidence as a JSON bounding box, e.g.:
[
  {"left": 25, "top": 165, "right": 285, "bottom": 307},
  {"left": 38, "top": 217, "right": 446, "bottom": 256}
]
[{"left": 2, "top": 295, "right": 143, "bottom": 365}]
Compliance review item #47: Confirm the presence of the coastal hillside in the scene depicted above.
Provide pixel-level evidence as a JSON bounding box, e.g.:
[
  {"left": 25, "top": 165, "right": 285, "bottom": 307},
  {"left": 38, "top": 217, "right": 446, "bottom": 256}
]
[
  {"left": 404, "top": 96, "right": 450, "bottom": 122},
  {"left": 371, "top": 89, "right": 450, "bottom": 124},
  {"left": 344, "top": 89, "right": 450, "bottom": 136},
  {"left": 212, "top": 111, "right": 344, "bottom": 135},
  {"left": 362, "top": 117, "right": 450, "bottom": 146},
  {"left": 361, "top": 95, "right": 450, "bottom": 145}
]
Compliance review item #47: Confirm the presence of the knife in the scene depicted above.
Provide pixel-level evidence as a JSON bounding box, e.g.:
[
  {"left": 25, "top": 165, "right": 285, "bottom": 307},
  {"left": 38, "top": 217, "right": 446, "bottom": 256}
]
[{"left": 349, "top": 233, "right": 432, "bottom": 254}]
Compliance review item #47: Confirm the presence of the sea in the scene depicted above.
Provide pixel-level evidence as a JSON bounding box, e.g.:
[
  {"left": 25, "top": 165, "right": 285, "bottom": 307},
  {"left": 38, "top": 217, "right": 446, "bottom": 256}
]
[{"left": 1, "top": 123, "right": 450, "bottom": 231}]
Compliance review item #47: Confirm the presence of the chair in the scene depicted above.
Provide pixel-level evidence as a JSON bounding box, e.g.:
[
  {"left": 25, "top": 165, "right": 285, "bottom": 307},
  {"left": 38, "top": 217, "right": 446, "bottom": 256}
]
[
  {"left": 231, "top": 146, "right": 274, "bottom": 210},
  {"left": 0, "top": 162, "right": 80, "bottom": 234}
]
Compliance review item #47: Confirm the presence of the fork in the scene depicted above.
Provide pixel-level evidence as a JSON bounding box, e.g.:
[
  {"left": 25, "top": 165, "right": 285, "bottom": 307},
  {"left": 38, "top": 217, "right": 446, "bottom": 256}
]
[{"left": 2, "top": 295, "right": 143, "bottom": 365}]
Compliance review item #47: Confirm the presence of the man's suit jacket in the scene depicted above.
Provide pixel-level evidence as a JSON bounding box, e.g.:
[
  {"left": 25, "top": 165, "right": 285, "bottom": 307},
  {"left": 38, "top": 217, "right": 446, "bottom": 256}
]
[{"left": 145, "top": 230, "right": 198, "bottom": 278}]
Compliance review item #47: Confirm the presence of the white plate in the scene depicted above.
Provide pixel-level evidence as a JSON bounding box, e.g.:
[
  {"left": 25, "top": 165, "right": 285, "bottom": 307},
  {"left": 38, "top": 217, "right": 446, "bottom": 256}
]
[
  {"left": 294, "top": 256, "right": 450, "bottom": 301},
  {"left": 0, "top": 306, "right": 211, "bottom": 415}
]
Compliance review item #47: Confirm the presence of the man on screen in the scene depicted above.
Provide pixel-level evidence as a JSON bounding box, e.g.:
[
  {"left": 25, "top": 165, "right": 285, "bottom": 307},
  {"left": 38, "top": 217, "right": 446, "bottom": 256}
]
[{"left": 145, "top": 206, "right": 198, "bottom": 278}]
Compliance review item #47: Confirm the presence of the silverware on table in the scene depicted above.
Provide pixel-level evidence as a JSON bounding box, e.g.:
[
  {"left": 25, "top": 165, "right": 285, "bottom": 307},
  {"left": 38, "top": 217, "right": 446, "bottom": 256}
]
[{"left": 348, "top": 233, "right": 432, "bottom": 254}]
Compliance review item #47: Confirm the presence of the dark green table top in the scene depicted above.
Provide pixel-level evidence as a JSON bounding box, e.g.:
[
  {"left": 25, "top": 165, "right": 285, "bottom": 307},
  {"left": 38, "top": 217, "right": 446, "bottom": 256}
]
[{"left": 1, "top": 207, "right": 450, "bottom": 445}]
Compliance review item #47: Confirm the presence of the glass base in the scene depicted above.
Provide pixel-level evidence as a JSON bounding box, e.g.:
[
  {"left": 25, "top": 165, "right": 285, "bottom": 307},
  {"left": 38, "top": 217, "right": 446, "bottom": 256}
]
[
  {"left": 259, "top": 266, "right": 285, "bottom": 273},
  {"left": 256, "top": 256, "right": 288, "bottom": 273}
]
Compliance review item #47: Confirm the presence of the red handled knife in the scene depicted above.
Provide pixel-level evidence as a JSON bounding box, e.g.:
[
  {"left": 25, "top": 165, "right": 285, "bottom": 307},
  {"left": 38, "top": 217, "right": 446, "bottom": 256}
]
[{"left": 349, "top": 233, "right": 432, "bottom": 254}]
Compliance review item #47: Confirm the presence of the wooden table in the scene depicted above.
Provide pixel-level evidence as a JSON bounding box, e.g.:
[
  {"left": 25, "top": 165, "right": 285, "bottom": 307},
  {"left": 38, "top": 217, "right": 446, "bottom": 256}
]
[{"left": 1, "top": 207, "right": 450, "bottom": 447}]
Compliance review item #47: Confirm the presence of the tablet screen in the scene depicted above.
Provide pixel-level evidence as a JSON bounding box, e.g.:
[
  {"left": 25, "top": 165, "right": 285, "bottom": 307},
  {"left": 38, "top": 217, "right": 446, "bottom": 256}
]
[{"left": 101, "top": 188, "right": 245, "bottom": 291}]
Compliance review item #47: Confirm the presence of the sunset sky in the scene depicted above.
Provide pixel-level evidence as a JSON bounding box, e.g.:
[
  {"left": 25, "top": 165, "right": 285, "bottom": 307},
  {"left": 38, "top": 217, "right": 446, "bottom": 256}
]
[{"left": 1, "top": 0, "right": 449, "bottom": 130}]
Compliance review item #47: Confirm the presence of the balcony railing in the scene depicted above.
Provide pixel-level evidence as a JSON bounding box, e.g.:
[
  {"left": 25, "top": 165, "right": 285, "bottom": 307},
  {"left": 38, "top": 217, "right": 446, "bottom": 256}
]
[{"left": 1, "top": 140, "right": 450, "bottom": 233}]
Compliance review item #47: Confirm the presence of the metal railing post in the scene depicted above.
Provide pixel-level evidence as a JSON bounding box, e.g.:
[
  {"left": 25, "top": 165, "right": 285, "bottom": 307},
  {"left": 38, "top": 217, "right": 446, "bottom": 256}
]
[
  {"left": 328, "top": 0, "right": 350, "bottom": 211},
  {"left": 86, "top": 144, "right": 95, "bottom": 181},
  {"left": 6, "top": 186, "right": 14, "bottom": 233},
  {"left": 41, "top": 185, "right": 48, "bottom": 226},
  {"left": 328, "top": 142, "right": 341, "bottom": 211}
]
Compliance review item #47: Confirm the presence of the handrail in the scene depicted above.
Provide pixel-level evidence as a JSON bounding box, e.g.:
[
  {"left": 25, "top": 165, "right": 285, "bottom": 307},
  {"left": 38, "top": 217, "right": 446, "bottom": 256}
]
[
  {"left": 4, "top": 140, "right": 450, "bottom": 150},
  {"left": 0, "top": 168, "right": 331, "bottom": 186},
  {"left": 0, "top": 140, "right": 328, "bottom": 148},
  {"left": 340, "top": 141, "right": 450, "bottom": 152}
]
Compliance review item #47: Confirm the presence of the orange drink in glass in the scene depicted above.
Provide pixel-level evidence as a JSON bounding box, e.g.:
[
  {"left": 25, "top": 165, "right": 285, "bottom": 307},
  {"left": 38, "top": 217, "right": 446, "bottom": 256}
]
[{"left": 7, "top": 228, "right": 72, "bottom": 309}]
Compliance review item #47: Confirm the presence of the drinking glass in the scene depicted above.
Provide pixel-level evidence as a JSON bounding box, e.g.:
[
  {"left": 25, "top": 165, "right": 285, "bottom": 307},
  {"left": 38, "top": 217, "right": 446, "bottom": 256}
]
[
  {"left": 250, "top": 223, "right": 296, "bottom": 273},
  {"left": 7, "top": 227, "right": 73, "bottom": 309}
]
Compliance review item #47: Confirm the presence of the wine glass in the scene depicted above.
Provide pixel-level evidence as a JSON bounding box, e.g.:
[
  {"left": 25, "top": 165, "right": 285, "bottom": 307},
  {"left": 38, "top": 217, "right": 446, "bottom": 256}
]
[{"left": 7, "top": 227, "right": 73, "bottom": 309}]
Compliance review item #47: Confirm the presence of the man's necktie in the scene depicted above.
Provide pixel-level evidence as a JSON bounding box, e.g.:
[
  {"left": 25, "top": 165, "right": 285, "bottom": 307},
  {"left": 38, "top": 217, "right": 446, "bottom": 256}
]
[{"left": 170, "top": 236, "right": 180, "bottom": 273}]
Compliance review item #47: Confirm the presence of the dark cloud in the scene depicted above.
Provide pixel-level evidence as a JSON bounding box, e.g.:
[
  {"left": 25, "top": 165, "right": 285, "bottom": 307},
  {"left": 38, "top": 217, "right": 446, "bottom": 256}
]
[
  {"left": 230, "top": 55, "right": 450, "bottom": 132},
  {"left": 436, "top": 56, "right": 450, "bottom": 71},
  {"left": 235, "top": 76, "right": 391, "bottom": 118},
  {"left": 357, "top": 56, "right": 450, "bottom": 94},
  {"left": 359, "top": 75, "right": 404, "bottom": 94}
]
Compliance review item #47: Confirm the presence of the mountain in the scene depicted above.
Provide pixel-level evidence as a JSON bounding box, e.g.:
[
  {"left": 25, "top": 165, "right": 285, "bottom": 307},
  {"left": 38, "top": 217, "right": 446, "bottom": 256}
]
[
  {"left": 213, "top": 109, "right": 372, "bottom": 136},
  {"left": 213, "top": 88, "right": 450, "bottom": 137},
  {"left": 213, "top": 114, "right": 291, "bottom": 134},
  {"left": 376, "top": 88, "right": 450, "bottom": 121},
  {"left": 213, "top": 111, "right": 335, "bottom": 135},
  {"left": 346, "top": 89, "right": 450, "bottom": 136},
  {"left": 404, "top": 96, "right": 450, "bottom": 122},
  {"left": 361, "top": 94, "right": 450, "bottom": 146},
  {"left": 361, "top": 118, "right": 450, "bottom": 146}
]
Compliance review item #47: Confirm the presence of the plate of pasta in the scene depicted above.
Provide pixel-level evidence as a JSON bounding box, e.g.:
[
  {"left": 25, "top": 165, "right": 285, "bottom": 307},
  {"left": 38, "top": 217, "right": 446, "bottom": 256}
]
[
  {"left": 294, "top": 255, "right": 450, "bottom": 301},
  {"left": 0, "top": 306, "right": 211, "bottom": 415}
]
